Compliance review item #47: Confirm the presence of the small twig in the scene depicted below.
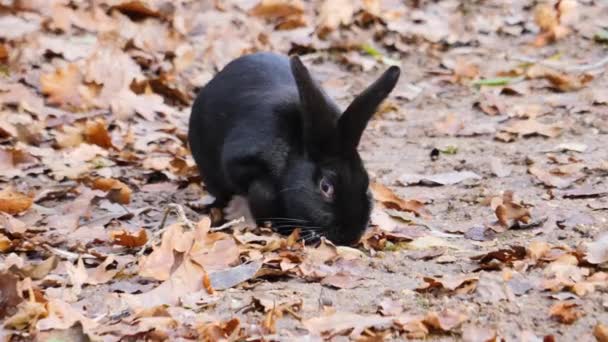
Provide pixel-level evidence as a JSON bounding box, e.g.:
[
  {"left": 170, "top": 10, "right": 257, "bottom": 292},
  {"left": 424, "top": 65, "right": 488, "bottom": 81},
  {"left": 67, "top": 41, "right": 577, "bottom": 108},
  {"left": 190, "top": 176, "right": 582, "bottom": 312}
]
[
  {"left": 512, "top": 54, "right": 608, "bottom": 73},
  {"left": 159, "top": 203, "right": 196, "bottom": 230},
  {"left": 138, "top": 203, "right": 196, "bottom": 256},
  {"left": 284, "top": 307, "right": 302, "bottom": 321},
  {"left": 210, "top": 217, "right": 245, "bottom": 232},
  {"left": 43, "top": 244, "right": 96, "bottom": 261}
]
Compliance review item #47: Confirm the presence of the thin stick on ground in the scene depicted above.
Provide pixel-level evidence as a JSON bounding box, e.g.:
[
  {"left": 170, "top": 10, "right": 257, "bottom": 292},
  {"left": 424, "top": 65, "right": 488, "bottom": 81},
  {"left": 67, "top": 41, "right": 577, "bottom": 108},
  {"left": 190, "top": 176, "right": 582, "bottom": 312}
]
[
  {"left": 512, "top": 54, "right": 608, "bottom": 73},
  {"left": 210, "top": 216, "right": 245, "bottom": 232},
  {"left": 138, "top": 203, "right": 196, "bottom": 256},
  {"left": 43, "top": 244, "right": 97, "bottom": 261}
]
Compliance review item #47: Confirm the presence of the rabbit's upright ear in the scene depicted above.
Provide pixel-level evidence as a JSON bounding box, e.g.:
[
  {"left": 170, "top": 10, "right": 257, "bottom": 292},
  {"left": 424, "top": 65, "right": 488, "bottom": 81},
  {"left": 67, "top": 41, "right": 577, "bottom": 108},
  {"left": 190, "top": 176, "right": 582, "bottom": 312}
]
[
  {"left": 338, "top": 66, "right": 400, "bottom": 151},
  {"left": 290, "top": 56, "right": 339, "bottom": 151}
]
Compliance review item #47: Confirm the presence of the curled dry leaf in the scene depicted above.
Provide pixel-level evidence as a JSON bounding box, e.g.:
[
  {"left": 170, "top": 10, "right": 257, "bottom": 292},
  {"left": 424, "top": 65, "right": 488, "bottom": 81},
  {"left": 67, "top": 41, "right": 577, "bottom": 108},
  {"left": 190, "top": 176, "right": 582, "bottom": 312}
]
[
  {"left": 491, "top": 191, "right": 531, "bottom": 229},
  {"left": 128, "top": 256, "right": 206, "bottom": 309},
  {"left": 549, "top": 301, "right": 583, "bottom": 324},
  {"left": 571, "top": 271, "right": 608, "bottom": 297},
  {"left": 526, "top": 64, "right": 592, "bottom": 92},
  {"left": 45, "top": 186, "right": 102, "bottom": 232},
  {"left": 110, "top": 229, "right": 148, "bottom": 248},
  {"left": 528, "top": 241, "right": 552, "bottom": 261},
  {"left": 321, "top": 271, "right": 360, "bottom": 289},
  {"left": 303, "top": 311, "right": 392, "bottom": 338},
  {"left": 595, "top": 324, "right": 608, "bottom": 342},
  {"left": 473, "top": 246, "right": 527, "bottom": 269},
  {"left": 36, "top": 299, "right": 97, "bottom": 333},
  {"left": 111, "top": 0, "right": 164, "bottom": 19},
  {"left": 190, "top": 233, "right": 240, "bottom": 272},
  {"left": 370, "top": 182, "right": 430, "bottom": 218},
  {"left": 529, "top": 164, "right": 584, "bottom": 189},
  {"left": 4, "top": 301, "right": 47, "bottom": 330},
  {"left": 316, "top": 0, "right": 354, "bottom": 38},
  {"left": 416, "top": 274, "right": 479, "bottom": 294},
  {"left": 541, "top": 254, "right": 590, "bottom": 293},
  {"left": 91, "top": 178, "right": 132, "bottom": 204},
  {"left": 40, "top": 64, "right": 96, "bottom": 109},
  {"left": 250, "top": 0, "right": 305, "bottom": 20},
  {"left": 0, "top": 212, "right": 27, "bottom": 235},
  {"left": 423, "top": 309, "right": 469, "bottom": 332},
  {"left": 0, "top": 187, "right": 33, "bottom": 215},
  {"left": 0, "top": 147, "right": 38, "bottom": 179},
  {"left": 138, "top": 222, "right": 192, "bottom": 281},
  {"left": 533, "top": 0, "right": 577, "bottom": 47},
  {"left": 84, "top": 119, "right": 113, "bottom": 149},
  {"left": 502, "top": 118, "right": 563, "bottom": 139},
  {"left": 0, "top": 233, "right": 11, "bottom": 252},
  {"left": 197, "top": 318, "right": 241, "bottom": 341},
  {"left": 25, "top": 256, "right": 59, "bottom": 280}
]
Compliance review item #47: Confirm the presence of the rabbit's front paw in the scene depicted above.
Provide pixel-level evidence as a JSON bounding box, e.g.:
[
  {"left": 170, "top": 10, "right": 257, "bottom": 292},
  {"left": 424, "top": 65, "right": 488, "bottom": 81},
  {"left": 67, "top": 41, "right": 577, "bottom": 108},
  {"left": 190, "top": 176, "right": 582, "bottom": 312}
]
[{"left": 224, "top": 195, "right": 256, "bottom": 228}]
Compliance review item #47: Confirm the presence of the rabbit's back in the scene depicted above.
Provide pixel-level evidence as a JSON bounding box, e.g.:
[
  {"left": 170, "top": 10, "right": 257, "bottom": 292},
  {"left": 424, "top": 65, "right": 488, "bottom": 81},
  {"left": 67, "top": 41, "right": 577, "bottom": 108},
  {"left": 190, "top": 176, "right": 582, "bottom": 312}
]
[{"left": 189, "top": 53, "right": 302, "bottom": 201}]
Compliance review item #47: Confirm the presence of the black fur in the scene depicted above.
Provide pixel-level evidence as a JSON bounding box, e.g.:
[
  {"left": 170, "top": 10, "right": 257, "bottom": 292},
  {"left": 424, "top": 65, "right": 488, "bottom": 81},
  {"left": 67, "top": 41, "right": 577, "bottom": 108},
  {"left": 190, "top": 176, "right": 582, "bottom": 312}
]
[{"left": 188, "top": 52, "right": 400, "bottom": 245}]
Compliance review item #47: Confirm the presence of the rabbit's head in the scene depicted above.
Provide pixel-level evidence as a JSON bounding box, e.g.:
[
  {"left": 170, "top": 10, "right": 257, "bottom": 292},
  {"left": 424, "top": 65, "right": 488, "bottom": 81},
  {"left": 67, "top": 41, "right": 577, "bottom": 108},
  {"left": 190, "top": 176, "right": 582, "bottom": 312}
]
[{"left": 278, "top": 56, "right": 400, "bottom": 245}]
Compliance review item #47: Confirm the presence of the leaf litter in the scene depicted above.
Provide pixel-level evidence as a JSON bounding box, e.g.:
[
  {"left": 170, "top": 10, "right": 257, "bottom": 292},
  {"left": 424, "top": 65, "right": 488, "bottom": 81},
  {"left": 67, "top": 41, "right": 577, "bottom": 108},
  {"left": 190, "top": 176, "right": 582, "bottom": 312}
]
[{"left": 1, "top": 0, "right": 607, "bottom": 340}]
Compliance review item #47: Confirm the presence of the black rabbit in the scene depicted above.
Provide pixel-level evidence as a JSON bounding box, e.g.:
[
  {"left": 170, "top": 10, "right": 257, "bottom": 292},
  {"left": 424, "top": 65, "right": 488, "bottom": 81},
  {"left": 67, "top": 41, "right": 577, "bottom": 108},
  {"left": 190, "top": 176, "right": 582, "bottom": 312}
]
[{"left": 188, "top": 52, "right": 400, "bottom": 245}]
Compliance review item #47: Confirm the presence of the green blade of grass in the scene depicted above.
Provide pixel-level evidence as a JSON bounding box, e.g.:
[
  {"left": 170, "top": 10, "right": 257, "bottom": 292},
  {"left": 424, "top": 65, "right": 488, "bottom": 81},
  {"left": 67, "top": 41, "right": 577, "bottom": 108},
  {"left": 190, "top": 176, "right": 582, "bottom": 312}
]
[
  {"left": 472, "top": 77, "right": 518, "bottom": 87},
  {"left": 361, "top": 44, "right": 382, "bottom": 58},
  {"left": 361, "top": 44, "right": 401, "bottom": 66}
]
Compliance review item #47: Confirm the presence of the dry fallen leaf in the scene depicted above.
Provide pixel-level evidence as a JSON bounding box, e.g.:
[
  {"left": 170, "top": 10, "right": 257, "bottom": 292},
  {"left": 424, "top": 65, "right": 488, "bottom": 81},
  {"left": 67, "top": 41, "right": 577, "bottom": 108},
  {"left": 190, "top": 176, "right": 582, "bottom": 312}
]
[
  {"left": 0, "top": 187, "right": 33, "bottom": 215},
  {"left": 502, "top": 118, "right": 563, "bottom": 139},
  {"left": 90, "top": 177, "right": 132, "bottom": 204},
  {"left": 251, "top": 0, "right": 304, "bottom": 20},
  {"left": 423, "top": 309, "right": 469, "bottom": 332},
  {"left": 303, "top": 311, "right": 393, "bottom": 338},
  {"left": 110, "top": 229, "right": 148, "bottom": 248},
  {"left": 128, "top": 256, "right": 207, "bottom": 309},
  {"left": 528, "top": 241, "right": 552, "bottom": 261},
  {"left": 595, "top": 324, "right": 608, "bottom": 342},
  {"left": 416, "top": 274, "right": 479, "bottom": 294},
  {"left": 549, "top": 301, "right": 583, "bottom": 324},
  {"left": 316, "top": 0, "right": 355, "bottom": 38},
  {"left": 40, "top": 64, "right": 96, "bottom": 109},
  {"left": 493, "top": 191, "right": 531, "bottom": 228},
  {"left": 533, "top": 0, "right": 577, "bottom": 47},
  {"left": 529, "top": 164, "right": 584, "bottom": 188},
  {"left": 473, "top": 246, "right": 527, "bottom": 269},
  {"left": 527, "top": 64, "right": 592, "bottom": 92},
  {"left": 370, "top": 182, "right": 430, "bottom": 218},
  {"left": 84, "top": 118, "right": 114, "bottom": 149},
  {"left": 138, "top": 222, "right": 192, "bottom": 281}
]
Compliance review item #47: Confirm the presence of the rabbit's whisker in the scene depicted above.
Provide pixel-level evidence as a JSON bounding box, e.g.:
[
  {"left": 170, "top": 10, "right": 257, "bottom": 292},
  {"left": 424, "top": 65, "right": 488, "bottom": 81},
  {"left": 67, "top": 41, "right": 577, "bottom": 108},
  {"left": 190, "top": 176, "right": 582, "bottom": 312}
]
[
  {"left": 272, "top": 224, "right": 323, "bottom": 232},
  {"left": 257, "top": 217, "right": 307, "bottom": 222}
]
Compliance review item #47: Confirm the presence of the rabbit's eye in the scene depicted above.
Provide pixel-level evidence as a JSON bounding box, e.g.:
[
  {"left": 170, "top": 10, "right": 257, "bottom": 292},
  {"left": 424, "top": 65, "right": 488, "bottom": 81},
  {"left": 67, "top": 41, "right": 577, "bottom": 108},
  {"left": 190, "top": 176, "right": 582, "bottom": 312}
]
[{"left": 319, "top": 177, "right": 334, "bottom": 199}]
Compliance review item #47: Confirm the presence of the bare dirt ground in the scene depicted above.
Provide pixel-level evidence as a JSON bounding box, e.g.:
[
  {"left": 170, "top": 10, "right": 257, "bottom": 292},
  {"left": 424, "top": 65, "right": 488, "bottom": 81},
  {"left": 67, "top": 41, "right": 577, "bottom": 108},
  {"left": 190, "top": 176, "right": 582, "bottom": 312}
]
[{"left": 1, "top": 0, "right": 607, "bottom": 341}]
